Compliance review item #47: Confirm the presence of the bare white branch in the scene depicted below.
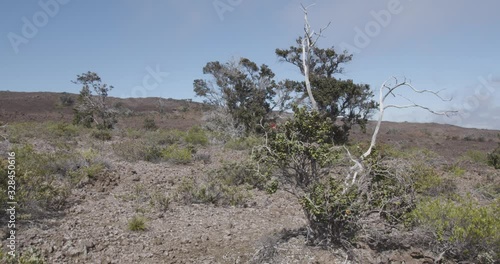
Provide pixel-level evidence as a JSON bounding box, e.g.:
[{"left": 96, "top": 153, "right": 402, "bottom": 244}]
[
  {"left": 299, "top": 3, "right": 331, "bottom": 111},
  {"left": 341, "top": 77, "right": 458, "bottom": 189}
]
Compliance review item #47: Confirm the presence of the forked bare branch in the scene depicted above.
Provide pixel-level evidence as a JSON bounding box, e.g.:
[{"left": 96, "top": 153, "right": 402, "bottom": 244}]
[{"left": 343, "top": 77, "right": 457, "bottom": 189}]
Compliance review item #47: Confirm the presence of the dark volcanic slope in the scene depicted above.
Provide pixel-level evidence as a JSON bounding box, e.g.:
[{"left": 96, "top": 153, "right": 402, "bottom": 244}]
[{"left": 0, "top": 91, "right": 204, "bottom": 130}]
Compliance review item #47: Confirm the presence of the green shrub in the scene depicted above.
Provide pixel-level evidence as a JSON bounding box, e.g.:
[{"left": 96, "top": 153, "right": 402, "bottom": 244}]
[
  {"left": 212, "top": 161, "right": 270, "bottom": 189},
  {"left": 254, "top": 107, "right": 357, "bottom": 243},
  {"left": 407, "top": 196, "right": 499, "bottom": 262},
  {"left": 162, "top": 144, "right": 193, "bottom": 164},
  {"left": 128, "top": 215, "right": 147, "bottom": 231},
  {"left": 447, "top": 164, "right": 466, "bottom": 176},
  {"left": 463, "top": 150, "right": 489, "bottom": 165},
  {"left": 0, "top": 145, "right": 85, "bottom": 213},
  {"left": 184, "top": 126, "right": 208, "bottom": 146},
  {"left": 46, "top": 122, "right": 79, "bottom": 139},
  {"left": 410, "top": 163, "right": 455, "bottom": 196},
  {"left": 487, "top": 144, "right": 500, "bottom": 169},
  {"left": 0, "top": 247, "right": 46, "bottom": 264},
  {"left": 225, "top": 136, "right": 262, "bottom": 150},
  {"left": 122, "top": 128, "right": 142, "bottom": 139},
  {"left": 176, "top": 176, "right": 251, "bottom": 206},
  {"left": 143, "top": 129, "right": 185, "bottom": 145},
  {"left": 91, "top": 129, "right": 112, "bottom": 141},
  {"left": 0, "top": 144, "right": 110, "bottom": 216},
  {"left": 112, "top": 139, "right": 163, "bottom": 162},
  {"left": 301, "top": 178, "right": 360, "bottom": 243},
  {"left": 150, "top": 191, "right": 171, "bottom": 211},
  {"left": 143, "top": 117, "right": 158, "bottom": 131},
  {"left": 175, "top": 160, "right": 266, "bottom": 206},
  {"left": 6, "top": 122, "right": 81, "bottom": 144}
]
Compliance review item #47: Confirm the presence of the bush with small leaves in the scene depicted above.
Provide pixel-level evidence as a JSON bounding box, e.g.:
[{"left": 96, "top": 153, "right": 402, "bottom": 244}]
[
  {"left": 113, "top": 139, "right": 164, "bottom": 162},
  {"left": 184, "top": 126, "right": 208, "bottom": 146},
  {"left": 407, "top": 196, "right": 499, "bottom": 262},
  {"left": 162, "top": 144, "right": 193, "bottom": 164}
]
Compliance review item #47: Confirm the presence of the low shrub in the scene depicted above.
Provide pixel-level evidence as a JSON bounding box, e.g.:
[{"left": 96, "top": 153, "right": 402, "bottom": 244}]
[
  {"left": 184, "top": 126, "right": 209, "bottom": 146},
  {"left": 128, "top": 215, "right": 147, "bottom": 231},
  {"left": 0, "top": 144, "right": 99, "bottom": 214},
  {"left": 162, "top": 144, "right": 193, "bottom": 164},
  {"left": 487, "top": 144, "right": 500, "bottom": 169},
  {"left": 225, "top": 136, "right": 262, "bottom": 150},
  {"left": 112, "top": 139, "right": 163, "bottom": 162},
  {"left": 150, "top": 191, "right": 171, "bottom": 211},
  {"left": 212, "top": 161, "right": 270, "bottom": 189},
  {"left": 410, "top": 163, "right": 455, "bottom": 197},
  {"left": 46, "top": 122, "right": 80, "bottom": 139},
  {"left": 0, "top": 247, "right": 46, "bottom": 264},
  {"left": 143, "top": 129, "right": 185, "bottom": 146},
  {"left": 6, "top": 122, "right": 81, "bottom": 144},
  {"left": 175, "top": 160, "right": 266, "bottom": 206},
  {"left": 462, "top": 150, "right": 489, "bottom": 165},
  {"left": 91, "top": 129, "right": 112, "bottom": 141},
  {"left": 407, "top": 196, "right": 499, "bottom": 262},
  {"left": 143, "top": 117, "right": 158, "bottom": 131},
  {"left": 176, "top": 176, "right": 251, "bottom": 206}
]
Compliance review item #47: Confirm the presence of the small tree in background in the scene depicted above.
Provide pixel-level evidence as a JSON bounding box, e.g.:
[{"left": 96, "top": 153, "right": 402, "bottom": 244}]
[
  {"left": 194, "top": 57, "right": 277, "bottom": 134},
  {"left": 72, "top": 71, "right": 117, "bottom": 129}
]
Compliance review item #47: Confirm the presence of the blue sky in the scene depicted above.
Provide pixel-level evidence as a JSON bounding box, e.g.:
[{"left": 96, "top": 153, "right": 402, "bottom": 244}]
[{"left": 1, "top": 0, "right": 499, "bottom": 129}]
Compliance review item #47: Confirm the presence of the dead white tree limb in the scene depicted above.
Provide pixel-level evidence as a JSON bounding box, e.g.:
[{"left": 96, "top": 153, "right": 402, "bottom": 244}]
[
  {"left": 344, "top": 77, "right": 457, "bottom": 189},
  {"left": 300, "top": 3, "right": 331, "bottom": 111}
]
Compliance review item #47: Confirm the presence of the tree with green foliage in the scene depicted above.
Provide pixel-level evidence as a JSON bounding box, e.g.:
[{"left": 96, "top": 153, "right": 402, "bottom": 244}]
[
  {"left": 275, "top": 10, "right": 377, "bottom": 143},
  {"left": 194, "top": 57, "right": 280, "bottom": 134},
  {"left": 72, "top": 71, "right": 117, "bottom": 129}
]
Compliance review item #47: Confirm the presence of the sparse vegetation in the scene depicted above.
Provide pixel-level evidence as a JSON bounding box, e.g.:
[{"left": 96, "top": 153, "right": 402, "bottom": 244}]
[
  {"left": 0, "top": 247, "right": 46, "bottom": 264},
  {"left": 176, "top": 160, "right": 267, "bottom": 206}
]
